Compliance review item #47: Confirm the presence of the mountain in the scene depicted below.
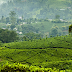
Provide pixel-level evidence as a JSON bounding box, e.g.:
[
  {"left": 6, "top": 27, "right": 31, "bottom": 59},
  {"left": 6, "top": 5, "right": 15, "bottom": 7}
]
[{"left": 0, "top": 0, "right": 72, "bottom": 20}]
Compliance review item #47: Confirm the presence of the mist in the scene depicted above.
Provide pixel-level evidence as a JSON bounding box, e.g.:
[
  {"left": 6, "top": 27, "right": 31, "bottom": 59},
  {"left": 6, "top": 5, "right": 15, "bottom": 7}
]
[{"left": 0, "top": 0, "right": 8, "bottom": 4}]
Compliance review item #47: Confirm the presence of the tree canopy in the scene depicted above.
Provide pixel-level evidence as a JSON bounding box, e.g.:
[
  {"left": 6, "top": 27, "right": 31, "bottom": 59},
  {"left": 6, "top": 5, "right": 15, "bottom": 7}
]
[{"left": 0, "top": 28, "right": 19, "bottom": 43}]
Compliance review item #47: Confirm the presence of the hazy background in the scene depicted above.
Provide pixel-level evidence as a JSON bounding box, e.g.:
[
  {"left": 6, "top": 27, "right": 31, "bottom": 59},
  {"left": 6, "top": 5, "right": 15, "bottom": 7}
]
[{"left": 0, "top": 0, "right": 72, "bottom": 43}]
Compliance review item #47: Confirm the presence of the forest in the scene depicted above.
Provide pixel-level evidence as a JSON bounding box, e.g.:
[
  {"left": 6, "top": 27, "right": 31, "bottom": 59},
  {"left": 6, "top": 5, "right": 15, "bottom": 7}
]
[{"left": 0, "top": 0, "right": 72, "bottom": 19}]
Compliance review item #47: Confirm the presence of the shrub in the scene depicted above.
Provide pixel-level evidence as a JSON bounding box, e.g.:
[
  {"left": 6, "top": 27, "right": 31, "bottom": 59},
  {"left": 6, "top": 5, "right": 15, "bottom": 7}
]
[
  {"left": 67, "top": 57, "right": 70, "bottom": 60},
  {"left": 64, "top": 58, "right": 67, "bottom": 61},
  {"left": 55, "top": 49, "right": 58, "bottom": 51},
  {"left": 51, "top": 53, "right": 54, "bottom": 56},
  {"left": 40, "top": 37, "right": 41, "bottom": 40},
  {"left": 66, "top": 53, "right": 69, "bottom": 56},
  {"left": 46, "top": 37, "right": 47, "bottom": 39},
  {"left": 61, "top": 58, "right": 63, "bottom": 61},
  {"left": 50, "top": 35, "right": 52, "bottom": 37},
  {"left": 67, "top": 43, "right": 70, "bottom": 46},
  {"left": 66, "top": 65, "right": 69, "bottom": 69},
  {"left": 46, "top": 59, "right": 48, "bottom": 62},
  {"left": 64, "top": 37, "right": 65, "bottom": 39},
  {"left": 57, "top": 34, "right": 58, "bottom": 37}
]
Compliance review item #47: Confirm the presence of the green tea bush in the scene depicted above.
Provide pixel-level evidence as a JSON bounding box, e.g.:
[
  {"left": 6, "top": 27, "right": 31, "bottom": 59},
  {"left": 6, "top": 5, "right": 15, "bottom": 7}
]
[
  {"left": 0, "top": 62, "right": 61, "bottom": 72},
  {"left": 61, "top": 58, "right": 63, "bottom": 61},
  {"left": 66, "top": 65, "right": 69, "bottom": 69},
  {"left": 40, "top": 37, "right": 42, "bottom": 40},
  {"left": 64, "top": 58, "right": 67, "bottom": 61},
  {"left": 68, "top": 43, "right": 70, "bottom": 46},
  {"left": 66, "top": 53, "right": 69, "bottom": 56},
  {"left": 55, "top": 49, "right": 58, "bottom": 51},
  {"left": 50, "top": 35, "right": 52, "bottom": 37},
  {"left": 51, "top": 53, "right": 54, "bottom": 56},
  {"left": 67, "top": 57, "right": 70, "bottom": 60},
  {"left": 1, "top": 34, "right": 72, "bottom": 51}
]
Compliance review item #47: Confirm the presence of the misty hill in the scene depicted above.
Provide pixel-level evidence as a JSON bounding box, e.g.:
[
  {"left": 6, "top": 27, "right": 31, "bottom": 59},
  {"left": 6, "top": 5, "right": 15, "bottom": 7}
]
[{"left": 0, "top": 0, "right": 72, "bottom": 19}]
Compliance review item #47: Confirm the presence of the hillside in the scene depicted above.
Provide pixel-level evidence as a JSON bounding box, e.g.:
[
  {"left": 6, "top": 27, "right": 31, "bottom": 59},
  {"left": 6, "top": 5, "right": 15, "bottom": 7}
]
[
  {"left": 0, "top": 34, "right": 72, "bottom": 71},
  {"left": 0, "top": 0, "right": 72, "bottom": 20}
]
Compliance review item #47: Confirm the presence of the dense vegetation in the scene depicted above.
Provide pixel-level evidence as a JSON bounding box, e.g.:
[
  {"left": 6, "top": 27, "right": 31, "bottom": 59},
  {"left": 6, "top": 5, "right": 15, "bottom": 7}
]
[
  {"left": 0, "top": 0, "right": 72, "bottom": 19},
  {"left": 0, "top": 33, "right": 72, "bottom": 71},
  {"left": 0, "top": 28, "right": 19, "bottom": 43},
  {"left": 0, "top": 0, "right": 72, "bottom": 71},
  {"left": 2, "top": 34, "right": 72, "bottom": 49}
]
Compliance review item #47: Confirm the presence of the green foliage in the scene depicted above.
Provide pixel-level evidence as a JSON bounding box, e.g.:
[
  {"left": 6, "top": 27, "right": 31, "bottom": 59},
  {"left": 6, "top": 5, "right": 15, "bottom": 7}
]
[
  {"left": 0, "top": 16, "right": 6, "bottom": 23},
  {"left": 0, "top": 0, "right": 72, "bottom": 19},
  {"left": 1, "top": 62, "right": 72, "bottom": 72},
  {"left": 23, "top": 32, "right": 41, "bottom": 40},
  {"left": 0, "top": 45, "right": 72, "bottom": 71},
  {"left": 66, "top": 65, "right": 69, "bottom": 69},
  {"left": 66, "top": 53, "right": 69, "bottom": 56},
  {"left": 55, "top": 15, "right": 60, "bottom": 19},
  {"left": 17, "top": 25, "right": 22, "bottom": 32},
  {"left": 10, "top": 24, "right": 16, "bottom": 30},
  {"left": 21, "top": 24, "right": 39, "bottom": 34},
  {"left": 2, "top": 34, "right": 72, "bottom": 49},
  {"left": 0, "top": 32, "right": 72, "bottom": 71},
  {"left": 9, "top": 11, "right": 17, "bottom": 25},
  {"left": 50, "top": 27, "right": 58, "bottom": 37},
  {"left": 55, "top": 49, "right": 58, "bottom": 51},
  {"left": 69, "top": 24, "right": 72, "bottom": 35},
  {"left": 0, "top": 28, "right": 19, "bottom": 43},
  {"left": 6, "top": 17, "right": 10, "bottom": 24},
  {"left": 51, "top": 53, "right": 54, "bottom": 56}
]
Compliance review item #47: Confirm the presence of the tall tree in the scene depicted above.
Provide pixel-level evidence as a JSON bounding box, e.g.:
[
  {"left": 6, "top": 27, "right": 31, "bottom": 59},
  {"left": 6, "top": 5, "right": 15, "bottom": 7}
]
[
  {"left": 49, "top": 27, "right": 58, "bottom": 37},
  {"left": 69, "top": 24, "right": 72, "bottom": 36},
  {"left": 1, "top": 16, "right": 6, "bottom": 23},
  {"left": 9, "top": 11, "right": 17, "bottom": 24},
  {"left": 9, "top": 11, "right": 17, "bottom": 30},
  {"left": 0, "top": 28, "right": 19, "bottom": 43},
  {"left": 6, "top": 17, "right": 10, "bottom": 24}
]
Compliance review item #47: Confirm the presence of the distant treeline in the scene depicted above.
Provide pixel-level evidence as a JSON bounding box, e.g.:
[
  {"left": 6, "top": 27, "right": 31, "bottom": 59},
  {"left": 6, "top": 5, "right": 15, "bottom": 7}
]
[
  {"left": 0, "top": 28, "right": 19, "bottom": 43},
  {"left": 0, "top": 28, "right": 43, "bottom": 43},
  {"left": 0, "top": 0, "right": 72, "bottom": 19}
]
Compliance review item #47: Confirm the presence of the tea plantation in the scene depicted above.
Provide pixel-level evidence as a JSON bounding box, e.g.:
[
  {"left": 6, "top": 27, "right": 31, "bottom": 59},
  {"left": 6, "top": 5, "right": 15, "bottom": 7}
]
[{"left": 0, "top": 34, "right": 72, "bottom": 72}]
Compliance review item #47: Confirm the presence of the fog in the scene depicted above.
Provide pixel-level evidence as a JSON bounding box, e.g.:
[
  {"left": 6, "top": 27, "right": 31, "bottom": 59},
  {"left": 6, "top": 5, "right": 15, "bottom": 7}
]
[
  {"left": 0, "top": 0, "right": 8, "bottom": 4},
  {"left": 0, "top": 0, "right": 71, "bottom": 38}
]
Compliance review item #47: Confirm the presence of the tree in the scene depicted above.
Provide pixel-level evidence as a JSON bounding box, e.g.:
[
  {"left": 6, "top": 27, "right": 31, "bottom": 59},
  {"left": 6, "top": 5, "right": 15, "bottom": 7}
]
[
  {"left": 69, "top": 24, "right": 72, "bottom": 36},
  {"left": 17, "top": 25, "right": 22, "bottom": 32},
  {"left": 0, "top": 28, "right": 19, "bottom": 43},
  {"left": 21, "top": 24, "right": 39, "bottom": 34},
  {"left": 10, "top": 24, "right": 16, "bottom": 30},
  {"left": 22, "top": 15, "right": 24, "bottom": 24},
  {"left": 49, "top": 27, "right": 58, "bottom": 37},
  {"left": 55, "top": 15, "right": 60, "bottom": 19},
  {"left": 9, "top": 11, "right": 17, "bottom": 30},
  {"left": 22, "top": 36, "right": 28, "bottom": 41},
  {"left": 1, "top": 16, "right": 6, "bottom": 23},
  {"left": 9, "top": 30, "right": 19, "bottom": 42},
  {"left": 6, "top": 17, "right": 10, "bottom": 24},
  {"left": 9, "top": 11, "right": 17, "bottom": 25},
  {"left": 24, "top": 32, "right": 41, "bottom": 40}
]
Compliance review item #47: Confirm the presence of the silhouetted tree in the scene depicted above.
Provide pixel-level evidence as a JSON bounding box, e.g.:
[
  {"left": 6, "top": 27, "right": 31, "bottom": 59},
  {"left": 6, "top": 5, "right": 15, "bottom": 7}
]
[{"left": 69, "top": 24, "right": 72, "bottom": 35}]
